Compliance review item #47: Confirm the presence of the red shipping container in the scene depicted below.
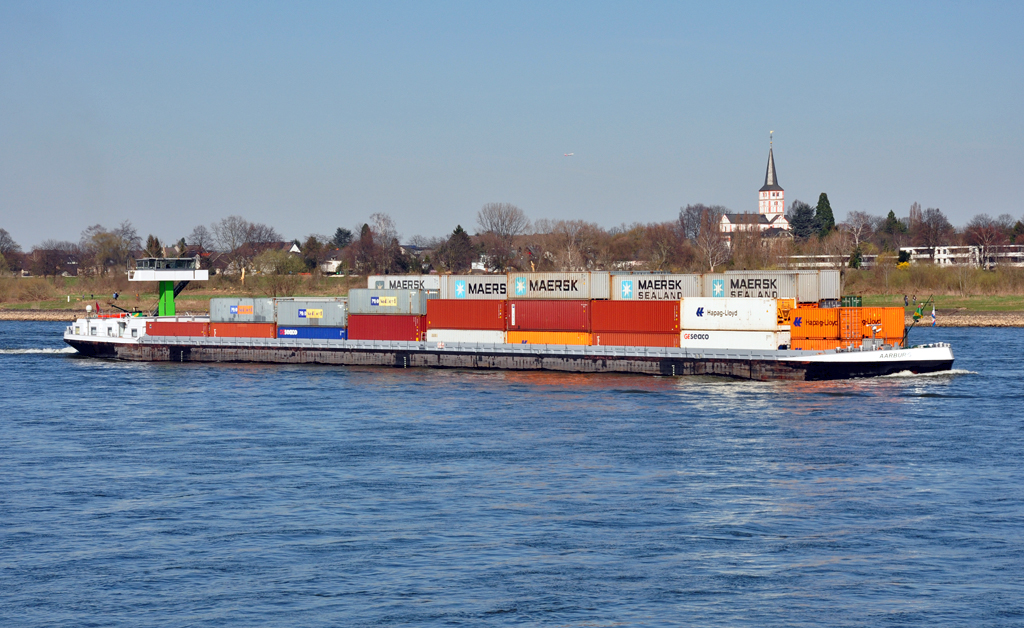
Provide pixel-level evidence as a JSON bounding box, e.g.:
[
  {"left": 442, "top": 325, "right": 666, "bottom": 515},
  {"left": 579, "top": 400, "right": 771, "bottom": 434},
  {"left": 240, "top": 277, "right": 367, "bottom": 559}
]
[
  {"left": 146, "top": 321, "right": 210, "bottom": 337},
  {"left": 506, "top": 300, "right": 590, "bottom": 332},
  {"left": 209, "top": 322, "right": 276, "bottom": 338},
  {"left": 590, "top": 301, "right": 680, "bottom": 333},
  {"left": 426, "top": 300, "right": 506, "bottom": 330},
  {"left": 591, "top": 332, "right": 681, "bottom": 347},
  {"left": 348, "top": 314, "right": 426, "bottom": 341}
]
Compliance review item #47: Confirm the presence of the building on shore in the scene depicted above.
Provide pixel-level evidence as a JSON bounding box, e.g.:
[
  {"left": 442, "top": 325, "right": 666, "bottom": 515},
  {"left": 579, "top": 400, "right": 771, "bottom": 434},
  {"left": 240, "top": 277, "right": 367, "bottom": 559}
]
[{"left": 720, "top": 140, "right": 791, "bottom": 237}]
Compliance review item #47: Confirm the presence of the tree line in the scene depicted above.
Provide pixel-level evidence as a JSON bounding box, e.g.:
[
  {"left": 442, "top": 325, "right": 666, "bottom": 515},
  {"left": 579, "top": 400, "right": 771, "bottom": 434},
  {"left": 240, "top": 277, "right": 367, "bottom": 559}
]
[{"left": 3, "top": 198, "right": 1023, "bottom": 278}]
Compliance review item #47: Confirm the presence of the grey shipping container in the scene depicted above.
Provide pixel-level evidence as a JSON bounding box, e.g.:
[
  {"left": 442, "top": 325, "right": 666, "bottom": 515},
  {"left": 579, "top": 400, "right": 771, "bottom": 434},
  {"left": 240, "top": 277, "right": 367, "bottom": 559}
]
[
  {"left": 276, "top": 298, "right": 348, "bottom": 327},
  {"left": 440, "top": 275, "right": 508, "bottom": 300},
  {"left": 611, "top": 274, "right": 701, "bottom": 300},
  {"left": 508, "top": 272, "right": 609, "bottom": 300},
  {"left": 347, "top": 289, "right": 431, "bottom": 315},
  {"left": 797, "top": 272, "right": 820, "bottom": 303},
  {"left": 210, "top": 297, "right": 276, "bottom": 323},
  {"left": 818, "top": 269, "right": 841, "bottom": 300},
  {"left": 704, "top": 273, "right": 798, "bottom": 299},
  {"left": 368, "top": 275, "right": 441, "bottom": 290}
]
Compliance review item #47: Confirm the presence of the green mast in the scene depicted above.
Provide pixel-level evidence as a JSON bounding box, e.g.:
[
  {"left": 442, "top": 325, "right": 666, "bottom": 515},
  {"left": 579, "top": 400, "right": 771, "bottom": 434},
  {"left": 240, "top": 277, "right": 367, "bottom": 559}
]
[{"left": 158, "top": 281, "right": 176, "bottom": 316}]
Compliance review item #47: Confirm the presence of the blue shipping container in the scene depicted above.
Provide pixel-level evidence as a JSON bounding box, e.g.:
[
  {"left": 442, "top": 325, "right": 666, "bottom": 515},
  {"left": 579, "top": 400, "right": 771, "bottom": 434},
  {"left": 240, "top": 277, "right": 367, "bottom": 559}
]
[{"left": 276, "top": 327, "right": 348, "bottom": 340}]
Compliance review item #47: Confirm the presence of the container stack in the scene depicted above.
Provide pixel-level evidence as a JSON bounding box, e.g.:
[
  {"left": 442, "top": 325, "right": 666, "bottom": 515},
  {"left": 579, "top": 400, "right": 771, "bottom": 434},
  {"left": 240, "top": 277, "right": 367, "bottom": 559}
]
[
  {"left": 347, "top": 289, "right": 430, "bottom": 341},
  {"left": 789, "top": 306, "right": 904, "bottom": 350},
  {"left": 209, "top": 298, "right": 277, "bottom": 338},
  {"left": 591, "top": 301, "right": 681, "bottom": 347},
  {"left": 275, "top": 298, "right": 348, "bottom": 339},
  {"left": 677, "top": 298, "right": 790, "bottom": 351}
]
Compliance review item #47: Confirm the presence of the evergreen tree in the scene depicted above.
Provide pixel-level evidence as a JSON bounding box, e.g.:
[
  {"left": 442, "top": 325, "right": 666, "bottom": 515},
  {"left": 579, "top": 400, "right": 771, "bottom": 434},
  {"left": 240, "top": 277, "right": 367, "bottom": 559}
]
[
  {"left": 145, "top": 234, "right": 162, "bottom": 257},
  {"left": 815, "top": 193, "right": 835, "bottom": 237},
  {"left": 436, "top": 225, "right": 476, "bottom": 273},
  {"left": 786, "top": 200, "right": 817, "bottom": 241},
  {"left": 332, "top": 227, "right": 353, "bottom": 249}
]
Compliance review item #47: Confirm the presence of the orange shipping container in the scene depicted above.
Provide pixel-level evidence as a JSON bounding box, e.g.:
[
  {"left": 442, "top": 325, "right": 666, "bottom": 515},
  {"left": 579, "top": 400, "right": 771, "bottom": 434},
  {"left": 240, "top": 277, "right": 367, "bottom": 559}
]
[
  {"left": 791, "top": 337, "right": 861, "bottom": 351},
  {"left": 506, "top": 331, "right": 591, "bottom": 345},
  {"left": 789, "top": 308, "right": 839, "bottom": 339},
  {"left": 591, "top": 332, "right": 681, "bottom": 347},
  {"left": 859, "top": 307, "right": 905, "bottom": 339},
  {"left": 791, "top": 337, "right": 904, "bottom": 351},
  {"left": 209, "top": 322, "right": 277, "bottom": 338}
]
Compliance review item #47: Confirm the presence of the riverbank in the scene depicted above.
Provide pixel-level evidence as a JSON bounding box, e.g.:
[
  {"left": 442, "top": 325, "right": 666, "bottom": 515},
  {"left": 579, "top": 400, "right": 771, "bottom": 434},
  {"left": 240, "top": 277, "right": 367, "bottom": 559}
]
[{"left": 4, "top": 308, "right": 1024, "bottom": 327}]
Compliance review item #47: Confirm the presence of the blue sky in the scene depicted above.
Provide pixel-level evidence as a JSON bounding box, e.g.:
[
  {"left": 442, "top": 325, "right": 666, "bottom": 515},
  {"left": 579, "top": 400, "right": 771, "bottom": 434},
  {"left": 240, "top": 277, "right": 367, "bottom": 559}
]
[{"left": 2, "top": 1, "right": 1022, "bottom": 247}]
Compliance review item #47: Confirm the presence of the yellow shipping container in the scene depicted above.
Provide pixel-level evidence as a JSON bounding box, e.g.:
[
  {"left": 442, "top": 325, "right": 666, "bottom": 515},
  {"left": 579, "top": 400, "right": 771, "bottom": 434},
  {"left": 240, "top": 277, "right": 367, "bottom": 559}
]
[
  {"left": 776, "top": 298, "right": 796, "bottom": 325},
  {"left": 506, "top": 331, "right": 592, "bottom": 345}
]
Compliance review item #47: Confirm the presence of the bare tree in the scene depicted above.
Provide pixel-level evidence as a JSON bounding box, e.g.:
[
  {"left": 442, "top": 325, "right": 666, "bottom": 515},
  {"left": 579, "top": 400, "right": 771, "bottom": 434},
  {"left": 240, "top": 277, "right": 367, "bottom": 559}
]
[
  {"left": 245, "top": 222, "right": 282, "bottom": 252},
  {"left": 842, "top": 211, "right": 875, "bottom": 249},
  {"left": 965, "top": 214, "right": 1008, "bottom": 269},
  {"left": 212, "top": 216, "right": 250, "bottom": 254},
  {"left": 695, "top": 206, "right": 729, "bottom": 271},
  {"left": 915, "top": 207, "right": 954, "bottom": 261},
  {"left": 678, "top": 205, "right": 704, "bottom": 241},
  {"left": 188, "top": 225, "right": 212, "bottom": 251},
  {"left": 369, "top": 212, "right": 400, "bottom": 273},
  {"left": 477, "top": 202, "right": 530, "bottom": 271},
  {"left": 0, "top": 228, "right": 21, "bottom": 255}
]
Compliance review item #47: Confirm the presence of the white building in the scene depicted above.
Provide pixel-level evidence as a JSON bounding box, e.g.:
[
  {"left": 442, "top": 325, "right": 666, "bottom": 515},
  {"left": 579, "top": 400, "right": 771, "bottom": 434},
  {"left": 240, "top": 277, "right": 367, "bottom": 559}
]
[{"left": 720, "top": 142, "right": 791, "bottom": 235}]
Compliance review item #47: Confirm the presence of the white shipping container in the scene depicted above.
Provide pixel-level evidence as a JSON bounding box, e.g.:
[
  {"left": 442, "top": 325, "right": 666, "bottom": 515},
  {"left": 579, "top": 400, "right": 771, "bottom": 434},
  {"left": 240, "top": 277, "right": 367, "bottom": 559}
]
[
  {"left": 680, "top": 298, "right": 780, "bottom": 331},
  {"left": 680, "top": 330, "right": 790, "bottom": 351},
  {"left": 439, "top": 275, "right": 508, "bottom": 300},
  {"left": 706, "top": 273, "right": 798, "bottom": 299},
  {"left": 611, "top": 274, "right": 701, "bottom": 300},
  {"left": 425, "top": 329, "right": 507, "bottom": 344},
  {"left": 508, "top": 272, "right": 602, "bottom": 299},
  {"left": 368, "top": 275, "right": 441, "bottom": 290}
]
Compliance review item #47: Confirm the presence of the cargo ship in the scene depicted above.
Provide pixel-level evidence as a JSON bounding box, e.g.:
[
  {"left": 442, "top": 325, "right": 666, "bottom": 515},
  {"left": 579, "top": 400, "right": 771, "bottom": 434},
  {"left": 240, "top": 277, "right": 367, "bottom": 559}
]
[{"left": 62, "top": 261, "right": 955, "bottom": 381}]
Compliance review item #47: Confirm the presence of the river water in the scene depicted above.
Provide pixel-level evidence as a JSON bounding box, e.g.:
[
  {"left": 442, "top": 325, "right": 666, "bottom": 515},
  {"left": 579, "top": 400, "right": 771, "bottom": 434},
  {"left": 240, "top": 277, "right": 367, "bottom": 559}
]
[{"left": 1, "top": 321, "right": 1021, "bottom": 626}]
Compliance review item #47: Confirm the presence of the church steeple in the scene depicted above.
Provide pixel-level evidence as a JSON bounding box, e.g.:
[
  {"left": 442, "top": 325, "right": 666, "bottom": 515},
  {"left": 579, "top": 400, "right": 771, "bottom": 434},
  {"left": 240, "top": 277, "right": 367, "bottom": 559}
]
[{"left": 758, "top": 133, "right": 784, "bottom": 215}]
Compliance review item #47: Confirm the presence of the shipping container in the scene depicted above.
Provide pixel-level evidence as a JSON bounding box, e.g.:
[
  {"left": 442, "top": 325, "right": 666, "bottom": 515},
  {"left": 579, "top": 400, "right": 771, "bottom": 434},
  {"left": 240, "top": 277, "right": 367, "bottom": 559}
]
[
  {"left": 348, "top": 289, "right": 430, "bottom": 315},
  {"left": 276, "top": 326, "right": 348, "bottom": 340},
  {"left": 209, "top": 322, "right": 277, "bottom": 338},
  {"left": 276, "top": 298, "right": 348, "bottom": 327},
  {"left": 368, "top": 275, "right": 441, "bottom": 290},
  {"left": 591, "top": 332, "right": 681, "bottom": 347},
  {"left": 679, "top": 330, "right": 790, "bottom": 351},
  {"left": 439, "top": 275, "right": 508, "bottom": 300},
  {"left": 797, "top": 272, "right": 820, "bottom": 303},
  {"left": 838, "top": 307, "right": 862, "bottom": 340},
  {"left": 507, "top": 300, "right": 590, "bottom": 332},
  {"left": 611, "top": 274, "right": 701, "bottom": 300},
  {"left": 708, "top": 272, "right": 798, "bottom": 299},
  {"left": 859, "top": 307, "right": 905, "bottom": 339},
  {"left": 426, "top": 300, "right": 506, "bottom": 330},
  {"left": 791, "top": 336, "right": 903, "bottom": 351},
  {"left": 210, "top": 298, "right": 276, "bottom": 322},
  {"left": 680, "top": 298, "right": 780, "bottom": 331},
  {"left": 590, "top": 300, "right": 680, "bottom": 333},
  {"left": 506, "top": 331, "right": 592, "bottom": 345},
  {"left": 789, "top": 307, "right": 839, "bottom": 339},
  {"left": 819, "top": 269, "right": 841, "bottom": 301},
  {"left": 146, "top": 321, "right": 210, "bottom": 336},
  {"left": 425, "top": 329, "right": 507, "bottom": 344},
  {"left": 508, "top": 272, "right": 608, "bottom": 299},
  {"left": 347, "top": 314, "right": 426, "bottom": 341},
  {"left": 776, "top": 298, "right": 796, "bottom": 325}
]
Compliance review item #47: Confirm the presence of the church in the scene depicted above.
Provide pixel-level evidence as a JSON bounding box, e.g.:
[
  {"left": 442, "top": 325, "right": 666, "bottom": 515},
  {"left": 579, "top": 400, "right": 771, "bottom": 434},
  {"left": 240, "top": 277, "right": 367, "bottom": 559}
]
[{"left": 719, "top": 141, "right": 791, "bottom": 236}]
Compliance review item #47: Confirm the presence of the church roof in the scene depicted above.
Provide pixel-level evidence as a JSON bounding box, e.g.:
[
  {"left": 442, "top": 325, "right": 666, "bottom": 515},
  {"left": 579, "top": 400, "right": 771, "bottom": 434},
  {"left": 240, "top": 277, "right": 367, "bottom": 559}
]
[{"left": 759, "top": 147, "right": 783, "bottom": 192}]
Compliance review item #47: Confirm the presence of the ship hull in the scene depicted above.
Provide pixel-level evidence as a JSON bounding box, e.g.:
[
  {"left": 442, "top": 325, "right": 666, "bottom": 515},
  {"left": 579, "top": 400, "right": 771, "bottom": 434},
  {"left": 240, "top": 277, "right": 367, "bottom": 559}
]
[{"left": 63, "top": 332, "right": 955, "bottom": 382}]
